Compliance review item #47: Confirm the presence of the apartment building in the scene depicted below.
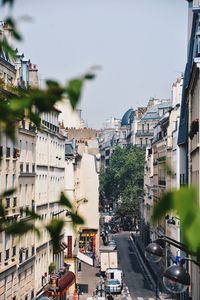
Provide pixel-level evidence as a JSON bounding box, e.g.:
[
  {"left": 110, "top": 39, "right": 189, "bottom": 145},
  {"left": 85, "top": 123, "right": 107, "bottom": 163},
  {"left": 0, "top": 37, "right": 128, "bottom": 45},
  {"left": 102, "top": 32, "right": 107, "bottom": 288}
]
[
  {"left": 0, "top": 23, "right": 19, "bottom": 299},
  {"left": 35, "top": 108, "right": 67, "bottom": 299},
  {"left": 178, "top": 1, "right": 200, "bottom": 299}
]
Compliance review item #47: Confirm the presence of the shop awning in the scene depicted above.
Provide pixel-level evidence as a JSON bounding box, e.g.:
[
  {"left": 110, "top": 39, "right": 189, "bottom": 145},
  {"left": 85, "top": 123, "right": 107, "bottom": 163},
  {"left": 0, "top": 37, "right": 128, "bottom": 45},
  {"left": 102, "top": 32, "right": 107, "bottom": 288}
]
[
  {"left": 76, "top": 251, "right": 93, "bottom": 266},
  {"left": 58, "top": 271, "right": 75, "bottom": 291}
]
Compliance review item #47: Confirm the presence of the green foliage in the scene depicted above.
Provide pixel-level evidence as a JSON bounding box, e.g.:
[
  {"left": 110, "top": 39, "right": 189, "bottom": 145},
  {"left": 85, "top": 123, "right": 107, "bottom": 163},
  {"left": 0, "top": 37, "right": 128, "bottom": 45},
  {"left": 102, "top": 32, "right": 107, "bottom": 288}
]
[
  {"left": 60, "top": 192, "right": 73, "bottom": 209},
  {"left": 153, "top": 186, "right": 200, "bottom": 255},
  {"left": 49, "top": 262, "right": 56, "bottom": 274},
  {"left": 100, "top": 146, "right": 145, "bottom": 217},
  {"left": 46, "top": 219, "right": 65, "bottom": 253},
  {"left": 5, "top": 220, "right": 41, "bottom": 238},
  {"left": 70, "top": 212, "right": 85, "bottom": 226}
]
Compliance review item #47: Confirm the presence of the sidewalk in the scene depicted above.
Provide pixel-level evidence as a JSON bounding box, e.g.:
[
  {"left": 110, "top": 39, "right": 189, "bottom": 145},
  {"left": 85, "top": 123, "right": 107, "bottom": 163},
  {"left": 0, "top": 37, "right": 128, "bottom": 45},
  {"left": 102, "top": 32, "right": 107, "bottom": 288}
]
[{"left": 77, "top": 262, "right": 103, "bottom": 300}]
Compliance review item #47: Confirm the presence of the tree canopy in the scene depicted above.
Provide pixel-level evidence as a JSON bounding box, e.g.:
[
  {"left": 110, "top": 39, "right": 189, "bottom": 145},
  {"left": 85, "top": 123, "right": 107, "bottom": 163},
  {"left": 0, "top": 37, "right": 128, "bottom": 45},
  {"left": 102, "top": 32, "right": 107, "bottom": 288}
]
[{"left": 100, "top": 146, "right": 145, "bottom": 217}]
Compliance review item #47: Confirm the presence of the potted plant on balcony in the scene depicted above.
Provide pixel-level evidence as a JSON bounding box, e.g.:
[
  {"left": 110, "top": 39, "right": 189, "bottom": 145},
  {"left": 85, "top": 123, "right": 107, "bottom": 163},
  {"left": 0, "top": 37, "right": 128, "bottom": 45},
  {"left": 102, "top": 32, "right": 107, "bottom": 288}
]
[
  {"left": 189, "top": 118, "right": 199, "bottom": 139},
  {"left": 49, "top": 262, "right": 56, "bottom": 274}
]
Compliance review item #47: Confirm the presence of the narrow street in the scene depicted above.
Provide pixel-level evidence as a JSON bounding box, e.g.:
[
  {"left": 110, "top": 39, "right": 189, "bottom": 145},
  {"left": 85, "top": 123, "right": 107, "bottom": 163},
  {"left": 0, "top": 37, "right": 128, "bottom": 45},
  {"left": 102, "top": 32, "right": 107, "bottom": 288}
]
[{"left": 114, "top": 231, "right": 157, "bottom": 300}]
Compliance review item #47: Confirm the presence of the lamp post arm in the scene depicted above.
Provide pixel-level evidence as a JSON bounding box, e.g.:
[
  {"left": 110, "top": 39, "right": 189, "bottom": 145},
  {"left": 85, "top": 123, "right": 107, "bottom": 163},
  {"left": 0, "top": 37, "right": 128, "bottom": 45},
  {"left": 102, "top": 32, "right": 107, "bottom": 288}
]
[
  {"left": 158, "top": 235, "right": 187, "bottom": 252},
  {"left": 180, "top": 257, "right": 200, "bottom": 268}
]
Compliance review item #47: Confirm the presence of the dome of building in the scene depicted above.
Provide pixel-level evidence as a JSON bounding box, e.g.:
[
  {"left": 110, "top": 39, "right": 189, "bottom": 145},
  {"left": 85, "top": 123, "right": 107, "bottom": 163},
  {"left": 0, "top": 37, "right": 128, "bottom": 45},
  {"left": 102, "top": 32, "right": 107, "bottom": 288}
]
[{"left": 121, "top": 108, "right": 134, "bottom": 126}]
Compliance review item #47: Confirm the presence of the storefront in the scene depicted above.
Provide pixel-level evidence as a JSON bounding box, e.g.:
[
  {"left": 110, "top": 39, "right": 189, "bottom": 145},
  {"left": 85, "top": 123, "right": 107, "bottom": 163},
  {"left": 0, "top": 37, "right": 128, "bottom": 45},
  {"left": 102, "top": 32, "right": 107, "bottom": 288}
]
[
  {"left": 37, "top": 269, "right": 76, "bottom": 300},
  {"left": 79, "top": 228, "right": 97, "bottom": 257}
]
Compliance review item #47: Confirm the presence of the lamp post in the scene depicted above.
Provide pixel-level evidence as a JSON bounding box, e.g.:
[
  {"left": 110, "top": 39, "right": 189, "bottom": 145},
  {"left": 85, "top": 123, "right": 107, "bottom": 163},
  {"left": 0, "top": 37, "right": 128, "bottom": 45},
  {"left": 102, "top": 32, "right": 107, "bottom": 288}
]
[{"left": 145, "top": 236, "right": 200, "bottom": 297}]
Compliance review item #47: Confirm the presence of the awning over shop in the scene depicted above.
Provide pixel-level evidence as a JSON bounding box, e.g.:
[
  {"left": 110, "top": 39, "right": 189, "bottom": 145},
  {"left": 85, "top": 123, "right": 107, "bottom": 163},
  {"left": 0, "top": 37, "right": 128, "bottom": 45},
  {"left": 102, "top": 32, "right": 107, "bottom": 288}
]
[
  {"left": 49, "top": 270, "right": 75, "bottom": 293},
  {"left": 58, "top": 271, "right": 75, "bottom": 291},
  {"left": 76, "top": 251, "right": 93, "bottom": 266}
]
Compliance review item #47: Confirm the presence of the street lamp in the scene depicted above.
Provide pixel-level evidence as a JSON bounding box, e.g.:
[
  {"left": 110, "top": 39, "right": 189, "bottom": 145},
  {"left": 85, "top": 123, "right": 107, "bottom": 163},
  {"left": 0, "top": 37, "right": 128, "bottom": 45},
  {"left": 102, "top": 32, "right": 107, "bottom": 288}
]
[
  {"left": 145, "top": 235, "right": 187, "bottom": 263},
  {"left": 145, "top": 236, "right": 200, "bottom": 295}
]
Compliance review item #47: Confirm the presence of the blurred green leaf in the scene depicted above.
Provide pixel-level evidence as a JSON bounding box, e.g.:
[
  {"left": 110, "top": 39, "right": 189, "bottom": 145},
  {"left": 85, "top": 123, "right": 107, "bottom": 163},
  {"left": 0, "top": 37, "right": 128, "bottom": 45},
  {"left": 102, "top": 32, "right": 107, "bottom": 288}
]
[
  {"left": 84, "top": 73, "right": 96, "bottom": 80},
  {"left": 70, "top": 212, "right": 84, "bottom": 225},
  {"left": 0, "top": 188, "right": 15, "bottom": 198},
  {"left": 46, "top": 219, "right": 65, "bottom": 253},
  {"left": 5, "top": 17, "right": 22, "bottom": 41},
  {"left": 29, "top": 111, "right": 41, "bottom": 128},
  {"left": 60, "top": 192, "right": 73, "bottom": 209},
  {"left": 0, "top": 203, "right": 5, "bottom": 219},
  {"left": 0, "top": 38, "right": 16, "bottom": 60},
  {"left": 66, "top": 79, "right": 83, "bottom": 109},
  {"left": 5, "top": 221, "right": 40, "bottom": 237},
  {"left": 153, "top": 186, "right": 200, "bottom": 255},
  {"left": 24, "top": 208, "right": 41, "bottom": 220}
]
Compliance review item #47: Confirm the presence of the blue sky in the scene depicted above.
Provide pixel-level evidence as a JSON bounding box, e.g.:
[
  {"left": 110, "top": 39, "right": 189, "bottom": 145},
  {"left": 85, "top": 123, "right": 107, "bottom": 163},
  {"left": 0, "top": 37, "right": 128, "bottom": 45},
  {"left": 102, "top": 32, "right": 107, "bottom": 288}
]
[{"left": 2, "top": 0, "right": 188, "bottom": 129}]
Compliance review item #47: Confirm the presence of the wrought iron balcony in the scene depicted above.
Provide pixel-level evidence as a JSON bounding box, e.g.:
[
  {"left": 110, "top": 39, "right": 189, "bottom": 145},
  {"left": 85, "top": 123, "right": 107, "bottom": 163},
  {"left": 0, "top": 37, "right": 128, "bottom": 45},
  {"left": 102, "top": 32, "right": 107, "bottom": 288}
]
[{"left": 135, "top": 130, "right": 154, "bottom": 137}]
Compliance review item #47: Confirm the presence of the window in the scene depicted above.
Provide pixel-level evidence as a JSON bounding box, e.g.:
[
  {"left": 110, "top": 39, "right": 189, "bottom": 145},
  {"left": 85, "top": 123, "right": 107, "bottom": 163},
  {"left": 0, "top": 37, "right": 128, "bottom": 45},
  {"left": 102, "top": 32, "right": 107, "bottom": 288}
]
[
  {"left": 31, "top": 290, "right": 34, "bottom": 299},
  {"left": 20, "top": 163, "right": 23, "bottom": 173},
  {"left": 0, "top": 146, "right": 3, "bottom": 157},
  {"left": 31, "top": 246, "right": 35, "bottom": 256},
  {"left": 25, "top": 249, "right": 28, "bottom": 260},
  {"left": 32, "top": 163, "right": 35, "bottom": 173},
  {"left": 6, "top": 198, "right": 10, "bottom": 208},
  {"left": 6, "top": 147, "right": 10, "bottom": 157},
  {"left": 26, "top": 163, "right": 29, "bottom": 173},
  {"left": 147, "top": 123, "right": 149, "bottom": 132},
  {"left": 145, "top": 138, "right": 148, "bottom": 146},
  {"left": 19, "top": 251, "right": 22, "bottom": 263},
  {"left": 12, "top": 174, "right": 15, "bottom": 189},
  {"left": 5, "top": 249, "right": 9, "bottom": 260},
  {"left": 12, "top": 246, "right": 16, "bottom": 257},
  {"left": 140, "top": 138, "right": 143, "bottom": 147},
  {"left": 5, "top": 174, "right": 8, "bottom": 191},
  {"left": 0, "top": 252, "right": 1, "bottom": 262},
  {"left": 13, "top": 197, "right": 17, "bottom": 207},
  {"left": 13, "top": 148, "right": 18, "bottom": 158},
  {"left": 142, "top": 124, "right": 144, "bottom": 133}
]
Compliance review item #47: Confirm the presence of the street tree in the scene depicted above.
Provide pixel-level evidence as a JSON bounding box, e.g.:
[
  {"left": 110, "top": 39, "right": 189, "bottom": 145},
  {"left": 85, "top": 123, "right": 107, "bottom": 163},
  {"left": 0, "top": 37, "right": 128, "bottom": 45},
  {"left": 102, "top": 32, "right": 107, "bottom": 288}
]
[{"left": 100, "top": 145, "right": 145, "bottom": 218}]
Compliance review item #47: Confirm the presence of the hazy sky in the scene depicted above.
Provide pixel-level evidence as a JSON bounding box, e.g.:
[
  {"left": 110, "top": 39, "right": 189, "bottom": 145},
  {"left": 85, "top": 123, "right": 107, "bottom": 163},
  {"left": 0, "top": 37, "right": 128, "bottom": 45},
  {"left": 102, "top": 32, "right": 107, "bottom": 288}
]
[{"left": 2, "top": 0, "right": 188, "bottom": 129}]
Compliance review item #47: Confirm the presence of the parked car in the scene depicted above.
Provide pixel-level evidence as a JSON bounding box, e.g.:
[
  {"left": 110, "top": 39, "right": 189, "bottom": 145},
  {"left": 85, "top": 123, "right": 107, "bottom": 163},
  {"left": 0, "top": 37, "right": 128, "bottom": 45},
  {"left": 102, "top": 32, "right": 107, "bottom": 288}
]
[{"left": 105, "top": 279, "right": 122, "bottom": 294}]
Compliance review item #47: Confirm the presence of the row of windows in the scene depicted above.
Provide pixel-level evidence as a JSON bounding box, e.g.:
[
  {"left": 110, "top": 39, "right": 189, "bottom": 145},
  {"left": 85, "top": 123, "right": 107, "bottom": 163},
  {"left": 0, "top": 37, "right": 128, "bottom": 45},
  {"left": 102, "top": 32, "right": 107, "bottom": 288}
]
[
  {"left": 141, "top": 123, "right": 150, "bottom": 132},
  {"left": 0, "top": 146, "right": 19, "bottom": 158},
  {"left": 0, "top": 174, "right": 16, "bottom": 192},
  {"left": 20, "top": 163, "right": 35, "bottom": 173},
  {"left": 140, "top": 138, "right": 149, "bottom": 146},
  {"left": 1, "top": 197, "right": 17, "bottom": 208},
  {"left": 37, "top": 174, "right": 65, "bottom": 182},
  {"left": 38, "top": 135, "right": 65, "bottom": 149},
  {"left": 19, "top": 140, "right": 34, "bottom": 152},
  {"left": 0, "top": 246, "right": 16, "bottom": 262}
]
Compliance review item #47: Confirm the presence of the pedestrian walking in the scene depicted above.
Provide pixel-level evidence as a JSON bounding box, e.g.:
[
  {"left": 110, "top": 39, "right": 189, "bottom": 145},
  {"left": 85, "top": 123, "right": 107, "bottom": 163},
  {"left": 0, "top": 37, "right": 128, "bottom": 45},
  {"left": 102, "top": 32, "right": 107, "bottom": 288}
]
[{"left": 106, "top": 293, "right": 113, "bottom": 300}]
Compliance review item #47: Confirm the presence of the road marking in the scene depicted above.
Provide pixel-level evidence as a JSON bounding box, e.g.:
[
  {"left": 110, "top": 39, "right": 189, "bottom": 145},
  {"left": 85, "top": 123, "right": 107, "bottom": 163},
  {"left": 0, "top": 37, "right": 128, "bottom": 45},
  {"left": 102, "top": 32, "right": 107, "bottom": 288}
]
[
  {"left": 137, "top": 297, "right": 144, "bottom": 300},
  {"left": 148, "top": 298, "right": 155, "bottom": 300}
]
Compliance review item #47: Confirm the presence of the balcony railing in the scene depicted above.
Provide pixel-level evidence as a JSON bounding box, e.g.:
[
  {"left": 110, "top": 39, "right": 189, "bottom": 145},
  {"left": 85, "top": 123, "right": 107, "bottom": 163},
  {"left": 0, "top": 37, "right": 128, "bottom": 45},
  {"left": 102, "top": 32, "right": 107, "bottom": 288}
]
[{"left": 136, "top": 130, "right": 154, "bottom": 137}]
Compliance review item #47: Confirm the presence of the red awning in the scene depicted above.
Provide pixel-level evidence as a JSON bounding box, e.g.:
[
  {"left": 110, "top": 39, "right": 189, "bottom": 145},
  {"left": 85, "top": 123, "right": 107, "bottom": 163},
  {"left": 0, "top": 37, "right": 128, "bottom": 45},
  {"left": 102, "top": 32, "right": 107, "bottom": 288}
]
[{"left": 58, "top": 271, "right": 75, "bottom": 292}]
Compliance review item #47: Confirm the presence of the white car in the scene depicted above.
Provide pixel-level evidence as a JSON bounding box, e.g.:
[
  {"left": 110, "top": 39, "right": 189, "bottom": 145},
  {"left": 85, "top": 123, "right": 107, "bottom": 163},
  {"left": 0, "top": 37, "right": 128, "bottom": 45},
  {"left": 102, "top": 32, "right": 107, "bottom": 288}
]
[{"left": 105, "top": 279, "right": 122, "bottom": 294}]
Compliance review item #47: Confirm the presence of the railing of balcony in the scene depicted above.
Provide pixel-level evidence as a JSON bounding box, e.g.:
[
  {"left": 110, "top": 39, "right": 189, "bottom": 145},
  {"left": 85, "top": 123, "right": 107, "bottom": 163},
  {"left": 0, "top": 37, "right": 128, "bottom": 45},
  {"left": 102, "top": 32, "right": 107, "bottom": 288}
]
[{"left": 136, "top": 130, "right": 154, "bottom": 137}]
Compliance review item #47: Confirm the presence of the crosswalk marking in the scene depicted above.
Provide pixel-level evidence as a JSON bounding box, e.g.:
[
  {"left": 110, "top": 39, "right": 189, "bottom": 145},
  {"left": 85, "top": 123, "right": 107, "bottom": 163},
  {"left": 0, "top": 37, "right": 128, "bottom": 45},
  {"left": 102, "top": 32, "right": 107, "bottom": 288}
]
[{"left": 137, "top": 297, "right": 154, "bottom": 300}]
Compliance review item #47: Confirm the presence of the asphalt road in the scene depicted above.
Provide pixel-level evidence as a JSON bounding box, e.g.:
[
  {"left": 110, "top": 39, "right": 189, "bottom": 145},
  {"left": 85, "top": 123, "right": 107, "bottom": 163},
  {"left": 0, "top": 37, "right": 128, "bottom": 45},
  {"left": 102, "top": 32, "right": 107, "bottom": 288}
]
[{"left": 113, "top": 231, "right": 156, "bottom": 300}]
